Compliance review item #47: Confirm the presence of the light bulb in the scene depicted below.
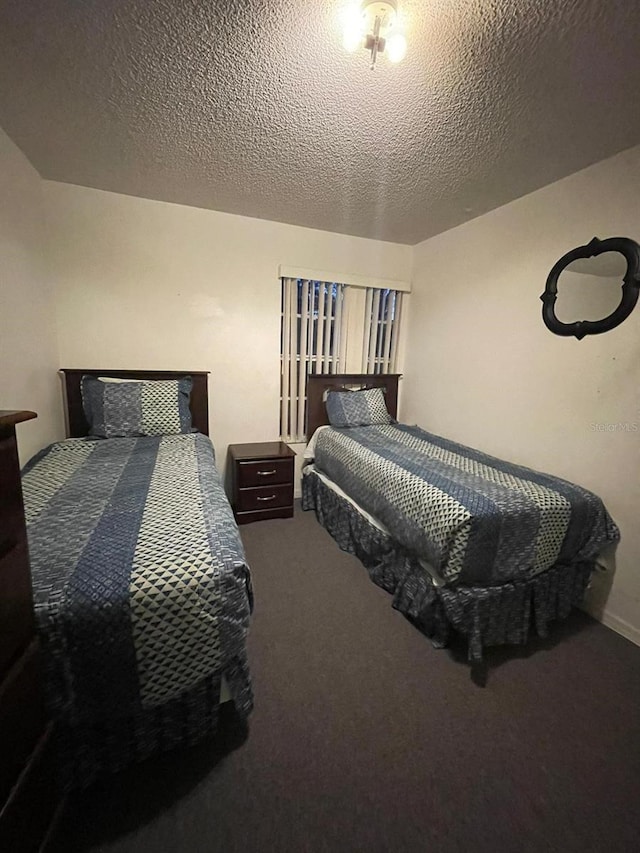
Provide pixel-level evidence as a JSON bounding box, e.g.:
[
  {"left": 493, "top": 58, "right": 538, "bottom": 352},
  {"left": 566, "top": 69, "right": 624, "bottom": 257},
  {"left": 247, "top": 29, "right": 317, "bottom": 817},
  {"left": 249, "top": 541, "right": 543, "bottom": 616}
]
[
  {"left": 385, "top": 28, "right": 407, "bottom": 63},
  {"left": 342, "top": 4, "right": 364, "bottom": 53}
]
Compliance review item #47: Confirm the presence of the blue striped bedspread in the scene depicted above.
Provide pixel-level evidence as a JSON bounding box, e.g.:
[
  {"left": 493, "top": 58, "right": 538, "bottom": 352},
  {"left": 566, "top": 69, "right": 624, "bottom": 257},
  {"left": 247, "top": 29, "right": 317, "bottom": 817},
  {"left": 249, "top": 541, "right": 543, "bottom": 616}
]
[
  {"left": 22, "top": 433, "right": 253, "bottom": 726},
  {"left": 312, "top": 424, "right": 619, "bottom": 586}
]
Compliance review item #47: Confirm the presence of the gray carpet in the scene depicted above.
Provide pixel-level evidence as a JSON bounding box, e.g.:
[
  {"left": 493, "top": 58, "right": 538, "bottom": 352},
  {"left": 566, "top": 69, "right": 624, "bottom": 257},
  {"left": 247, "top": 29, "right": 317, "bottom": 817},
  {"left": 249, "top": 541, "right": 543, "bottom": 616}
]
[{"left": 50, "top": 504, "right": 640, "bottom": 853}]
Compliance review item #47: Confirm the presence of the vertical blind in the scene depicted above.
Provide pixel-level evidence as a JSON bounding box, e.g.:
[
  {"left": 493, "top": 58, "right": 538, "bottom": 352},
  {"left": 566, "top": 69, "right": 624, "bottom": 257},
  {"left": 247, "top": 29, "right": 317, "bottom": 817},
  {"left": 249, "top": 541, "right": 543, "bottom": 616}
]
[
  {"left": 280, "top": 278, "right": 346, "bottom": 442},
  {"left": 361, "top": 287, "right": 404, "bottom": 374},
  {"left": 280, "top": 278, "right": 404, "bottom": 442}
]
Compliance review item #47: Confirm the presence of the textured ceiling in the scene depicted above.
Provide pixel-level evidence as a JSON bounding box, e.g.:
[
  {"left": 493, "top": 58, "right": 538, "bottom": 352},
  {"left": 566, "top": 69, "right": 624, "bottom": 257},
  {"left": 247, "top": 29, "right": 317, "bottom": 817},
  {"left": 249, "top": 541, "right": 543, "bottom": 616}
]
[{"left": 1, "top": 0, "right": 639, "bottom": 244}]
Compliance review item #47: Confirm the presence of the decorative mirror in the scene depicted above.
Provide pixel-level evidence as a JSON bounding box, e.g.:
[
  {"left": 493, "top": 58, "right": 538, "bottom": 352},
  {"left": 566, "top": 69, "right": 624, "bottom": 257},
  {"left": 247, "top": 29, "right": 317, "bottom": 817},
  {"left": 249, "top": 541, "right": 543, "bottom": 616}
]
[{"left": 541, "top": 236, "right": 640, "bottom": 339}]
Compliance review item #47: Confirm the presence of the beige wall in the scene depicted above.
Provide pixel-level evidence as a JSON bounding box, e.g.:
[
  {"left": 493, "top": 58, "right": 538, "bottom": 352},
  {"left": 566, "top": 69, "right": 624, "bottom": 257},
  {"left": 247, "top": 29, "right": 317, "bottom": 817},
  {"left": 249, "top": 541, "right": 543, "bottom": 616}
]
[
  {"left": 43, "top": 182, "right": 412, "bottom": 487},
  {"left": 404, "top": 145, "right": 640, "bottom": 643},
  {"left": 0, "top": 127, "right": 63, "bottom": 463}
]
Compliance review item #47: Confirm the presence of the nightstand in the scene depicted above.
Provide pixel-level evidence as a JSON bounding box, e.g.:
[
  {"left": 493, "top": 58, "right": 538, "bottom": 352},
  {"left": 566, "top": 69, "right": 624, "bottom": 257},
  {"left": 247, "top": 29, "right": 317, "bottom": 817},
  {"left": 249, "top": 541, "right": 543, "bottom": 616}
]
[{"left": 228, "top": 441, "right": 295, "bottom": 524}]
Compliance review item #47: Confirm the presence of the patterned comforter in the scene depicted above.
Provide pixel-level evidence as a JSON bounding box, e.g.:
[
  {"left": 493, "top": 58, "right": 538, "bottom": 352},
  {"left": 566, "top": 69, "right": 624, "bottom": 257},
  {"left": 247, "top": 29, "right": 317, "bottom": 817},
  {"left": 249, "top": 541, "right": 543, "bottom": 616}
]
[
  {"left": 22, "top": 433, "right": 253, "bottom": 730},
  {"left": 312, "top": 424, "right": 619, "bottom": 586}
]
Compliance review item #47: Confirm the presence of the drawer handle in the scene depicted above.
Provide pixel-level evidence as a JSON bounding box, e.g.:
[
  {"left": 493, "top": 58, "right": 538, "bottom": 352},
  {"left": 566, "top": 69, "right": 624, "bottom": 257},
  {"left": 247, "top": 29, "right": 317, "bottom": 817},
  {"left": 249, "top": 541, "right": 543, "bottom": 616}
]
[
  {"left": 257, "top": 494, "right": 277, "bottom": 502},
  {"left": 256, "top": 469, "right": 277, "bottom": 477}
]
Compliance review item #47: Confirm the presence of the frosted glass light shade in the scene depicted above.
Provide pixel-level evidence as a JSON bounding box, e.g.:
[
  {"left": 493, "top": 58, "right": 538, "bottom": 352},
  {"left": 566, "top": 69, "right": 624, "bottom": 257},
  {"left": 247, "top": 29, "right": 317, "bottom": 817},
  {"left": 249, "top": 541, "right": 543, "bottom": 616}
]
[
  {"left": 385, "top": 28, "right": 407, "bottom": 63},
  {"left": 342, "top": 6, "right": 365, "bottom": 53},
  {"left": 342, "top": 1, "right": 407, "bottom": 68}
]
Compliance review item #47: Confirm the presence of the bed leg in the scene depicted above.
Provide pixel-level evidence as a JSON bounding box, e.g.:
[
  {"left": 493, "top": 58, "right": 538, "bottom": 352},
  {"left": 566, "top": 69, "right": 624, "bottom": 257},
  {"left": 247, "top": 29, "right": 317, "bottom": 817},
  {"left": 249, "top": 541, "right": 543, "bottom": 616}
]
[
  {"left": 470, "top": 660, "right": 488, "bottom": 687},
  {"left": 468, "top": 627, "right": 487, "bottom": 685}
]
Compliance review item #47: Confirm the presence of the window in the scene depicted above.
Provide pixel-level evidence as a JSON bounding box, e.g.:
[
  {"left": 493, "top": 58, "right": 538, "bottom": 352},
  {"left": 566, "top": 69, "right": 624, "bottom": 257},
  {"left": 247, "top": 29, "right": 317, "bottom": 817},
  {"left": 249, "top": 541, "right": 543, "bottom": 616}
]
[{"left": 280, "top": 277, "right": 405, "bottom": 441}]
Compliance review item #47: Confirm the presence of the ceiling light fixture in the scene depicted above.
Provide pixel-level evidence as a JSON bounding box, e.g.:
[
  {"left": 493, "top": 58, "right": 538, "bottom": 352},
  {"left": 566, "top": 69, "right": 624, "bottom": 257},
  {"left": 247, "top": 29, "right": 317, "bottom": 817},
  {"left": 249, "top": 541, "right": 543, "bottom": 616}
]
[{"left": 342, "top": 1, "right": 407, "bottom": 70}]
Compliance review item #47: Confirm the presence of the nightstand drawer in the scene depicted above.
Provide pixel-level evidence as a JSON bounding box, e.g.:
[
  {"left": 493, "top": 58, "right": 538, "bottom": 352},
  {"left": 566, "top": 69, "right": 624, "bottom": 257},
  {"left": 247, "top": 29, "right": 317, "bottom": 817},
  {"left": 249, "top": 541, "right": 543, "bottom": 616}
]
[
  {"left": 237, "top": 459, "right": 293, "bottom": 488},
  {"left": 236, "top": 484, "right": 293, "bottom": 513}
]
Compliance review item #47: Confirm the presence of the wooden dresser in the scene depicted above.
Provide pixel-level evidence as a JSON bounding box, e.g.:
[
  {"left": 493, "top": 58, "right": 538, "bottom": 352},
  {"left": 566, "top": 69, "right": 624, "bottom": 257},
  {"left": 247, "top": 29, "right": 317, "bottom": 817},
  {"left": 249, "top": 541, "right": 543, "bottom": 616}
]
[
  {"left": 228, "top": 441, "right": 295, "bottom": 524},
  {"left": 0, "top": 412, "right": 60, "bottom": 852}
]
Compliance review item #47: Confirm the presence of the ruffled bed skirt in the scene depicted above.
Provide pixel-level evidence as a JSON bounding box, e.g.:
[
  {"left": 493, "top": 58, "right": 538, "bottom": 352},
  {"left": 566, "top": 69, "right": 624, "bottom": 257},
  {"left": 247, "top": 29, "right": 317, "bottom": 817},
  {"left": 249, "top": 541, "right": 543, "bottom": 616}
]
[
  {"left": 302, "top": 469, "right": 593, "bottom": 662},
  {"left": 55, "top": 654, "right": 252, "bottom": 790}
]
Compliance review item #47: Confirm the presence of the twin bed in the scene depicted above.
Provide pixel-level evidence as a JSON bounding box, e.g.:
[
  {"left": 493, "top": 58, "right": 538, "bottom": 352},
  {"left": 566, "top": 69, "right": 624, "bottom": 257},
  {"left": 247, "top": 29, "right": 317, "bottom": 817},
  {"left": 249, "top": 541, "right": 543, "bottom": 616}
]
[
  {"left": 302, "top": 373, "right": 619, "bottom": 664},
  {"left": 22, "top": 370, "right": 253, "bottom": 789},
  {"left": 22, "top": 368, "right": 619, "bottom": 787}
]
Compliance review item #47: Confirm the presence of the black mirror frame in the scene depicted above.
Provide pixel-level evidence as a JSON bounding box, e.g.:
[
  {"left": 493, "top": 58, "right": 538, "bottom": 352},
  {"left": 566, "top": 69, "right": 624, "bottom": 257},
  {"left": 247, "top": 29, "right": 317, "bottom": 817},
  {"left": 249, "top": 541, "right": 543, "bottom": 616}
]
[{"left": 541, "top": 236, "right": 640, "bottom": 340}]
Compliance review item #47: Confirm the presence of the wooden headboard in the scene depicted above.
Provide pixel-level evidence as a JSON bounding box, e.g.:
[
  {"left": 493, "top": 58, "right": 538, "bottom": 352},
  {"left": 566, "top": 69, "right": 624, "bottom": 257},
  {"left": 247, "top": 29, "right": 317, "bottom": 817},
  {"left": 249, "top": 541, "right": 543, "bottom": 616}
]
[
  {"left": 306, "top": 373, "right": 401, "bottom": 440},
  {"left": 60, "top": 369, "right": 210, "bottom": 438}
]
